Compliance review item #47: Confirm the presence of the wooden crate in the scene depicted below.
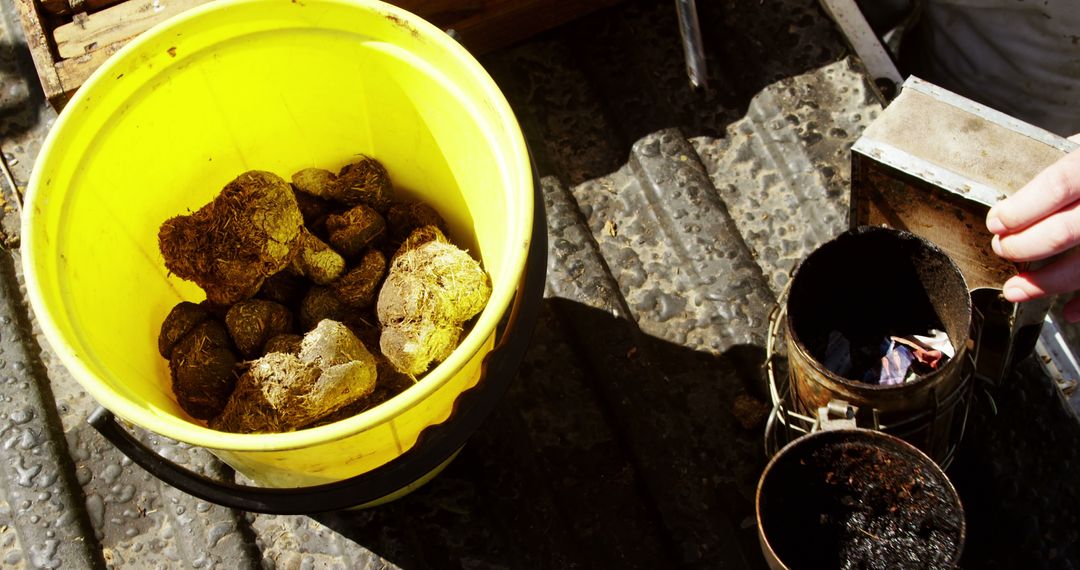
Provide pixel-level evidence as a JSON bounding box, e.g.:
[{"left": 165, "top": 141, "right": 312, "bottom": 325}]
[{"left": 15, "top": 0, "right": 624, "bottom": 110}]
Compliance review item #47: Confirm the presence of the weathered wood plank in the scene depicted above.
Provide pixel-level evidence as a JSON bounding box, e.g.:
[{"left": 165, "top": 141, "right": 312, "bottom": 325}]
[
  {"left": 53, "top": 0, "right": 211, "bottom": 58},
  {"left": 13, "top": 0, "right": 65, "bottom": 106}
]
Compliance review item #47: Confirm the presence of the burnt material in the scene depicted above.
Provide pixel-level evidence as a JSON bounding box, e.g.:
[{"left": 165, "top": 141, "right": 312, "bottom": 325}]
[
  {"left": 788, "top": 227, "right": 970, "bottom": 357},
  {"left": 757, "top": 429, "right": 964, "bottom": 569},
  {"left": 785, "top": 226, "right": 972, "bottom": 463}
]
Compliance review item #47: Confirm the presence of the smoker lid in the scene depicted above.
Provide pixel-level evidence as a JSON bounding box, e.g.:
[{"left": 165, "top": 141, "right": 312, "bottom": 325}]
[
  {"left": 848, "top": 76, "right": 1078, "bottom": 293},
  {"left": 847, "top": 76, "right": 1076, "bottom": 383},
  {"left": 851, "top": 76, "right": 1078, "bottom": 211}
]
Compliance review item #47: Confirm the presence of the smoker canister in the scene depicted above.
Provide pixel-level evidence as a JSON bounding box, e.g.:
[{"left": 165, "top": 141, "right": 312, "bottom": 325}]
[
  {"left": 784, "top": 226, "right": 972, "bottom": 464},
  {"left": 756, "top": 428, "right": 966, "bottom": 569}
]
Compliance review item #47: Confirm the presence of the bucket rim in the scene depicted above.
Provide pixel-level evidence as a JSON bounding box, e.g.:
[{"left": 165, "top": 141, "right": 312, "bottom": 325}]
[{"left": 21, "top": 0, "right": 534, "bottom": 452}]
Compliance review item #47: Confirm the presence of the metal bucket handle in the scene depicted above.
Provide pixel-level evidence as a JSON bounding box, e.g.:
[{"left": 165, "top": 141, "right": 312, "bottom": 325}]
[{"left": 86, "top": 171, "right": 548, "bottom": 515}]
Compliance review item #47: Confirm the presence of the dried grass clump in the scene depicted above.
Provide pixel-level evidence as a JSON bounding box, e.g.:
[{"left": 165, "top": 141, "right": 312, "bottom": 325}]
[
  {"left": 225, "top": 299, "right": 293, "bottom": 358},
  {"left": 326, "top": 204, "right": 386, "bottom": 259},
  {"left": 158, "top": 301, "right": 211, "bottom": 358},
  {"left": 376, "top": 226, "right": 491, "bottom": 375},
  {"left": 169, "top": 320, "right": 239, "bottom": 420},
  {"left": 292, "top": 157, "right": 393, "bottom": 209},
  {"left": 159, "top": 157, "right": 493, "bottom": 433},
  {"left": 332, "top": 250, "right": 387, "bottom": 309},
  {"left": 211, "top": 320, "right": 377, "bottom": 433},
  {"left": 159, "top": 171, "right": 304, "bottom": 305}
]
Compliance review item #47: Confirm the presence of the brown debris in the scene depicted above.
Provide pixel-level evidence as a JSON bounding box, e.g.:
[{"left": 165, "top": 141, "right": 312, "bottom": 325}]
[
  {"left": 386, "top": 200, "right": 447, "bottom": 242},
  {"left": 208, "top": 368, "right": 289, "bottom": 433},
  {"left": 257, "top": 271, "right": 308, "bottom": 307},
  {"left": 225, "top": 299, "right": 294, "bottom": 358},
  {"left": 158, "top": 171, "right": 304, "bottom": 305},
  {"left": 333, "top": 157, "right": 393, "bottom": 209},
  {"left": 292, "top": 186, "right": 333, "bottom": 230},
  {"left": 211, "top": 320, "right": 377, "bottom": 433},
  {"left": 326, "top": 204, "right": 386, "bottom": 259},
  {"left": 158, "top": 301, "right": 211, "bottom": 358},
  {"left": 289, "top": 229, "right": 346, "bottom": 285},
  {"left": 263, "top": 333, "right": 303, "bottom": 356},
  {"left": 291, "top": 159, "right": 393, "bottom": 209},
  {"left": 169, "top": 320, "right": 239, "bottom": 420},
  {"left": 332, "top": 249, "right": 387, "bottom": 308},
  {"left": 299, "top": 286, "right": 348, "bottom": 332},
  {"left": 159, "top": 157, "right": 490, "bottom": 429},
  {"left": 291, "top": 168, "right": 337, "bottom": 200}
]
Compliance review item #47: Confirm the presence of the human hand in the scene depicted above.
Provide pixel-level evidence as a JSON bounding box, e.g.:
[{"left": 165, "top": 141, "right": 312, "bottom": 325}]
[{"left": 985, "top": 142, "right": 1080, "bottom": 321}]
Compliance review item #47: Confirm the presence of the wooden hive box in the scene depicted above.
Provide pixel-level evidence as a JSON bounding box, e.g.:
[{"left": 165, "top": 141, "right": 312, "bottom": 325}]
[{"left": 15, "top": 0, "right": 624, "bottom": 109}]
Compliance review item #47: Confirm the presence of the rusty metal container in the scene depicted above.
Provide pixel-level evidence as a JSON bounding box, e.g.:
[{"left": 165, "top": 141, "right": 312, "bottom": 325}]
[
  {"left": 785, "top": 226, "right": 972, "bottom": 464},
  {"left": 756, "top": 428, "right": 965, "bottom": 570},
  {"left": 850, "top": 77, "right": 1079, "bottom": 384}
]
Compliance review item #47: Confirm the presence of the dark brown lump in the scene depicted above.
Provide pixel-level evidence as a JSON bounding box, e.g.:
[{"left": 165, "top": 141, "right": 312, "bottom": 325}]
[
  {"left": 332, "top": 249, "right": 387, "bottom": 309},
  {"left": 209, "top": 366, "right": 291, "bottom": 433},
  {"left": 225, "top": 299, "right": 294, "bottom": 359},
  {"left": 326, "top": 204, "right": 386, "bottom": 259},
  {"left": 292, "top": 158, "right": 393, "bottom": 210},
  {"left": 333, "top": 157, "right": 393, "bottom": 209},
  {"left": 169, "top": 320, "right": 239, "bottom": 420},
  {"left": 158, "top": 301, "right": 211, "bottom": 358},
  {"left": 256, "top": 271, "right": 308, "bottom": 308},
  {"left": 292, "top": 187, "right": 334, "bottom": 235},
  {"left": 386, "top": 200, "right": 447, "bottom": 242},
  {"left": 263, "top": 333, "right": 303, "bottom": 356},
  {"left": 289, "top": 229, "right": 346, "bottom": 285},
  {"left": 299, "top": 286, "right": 349, "bottom": 332}
]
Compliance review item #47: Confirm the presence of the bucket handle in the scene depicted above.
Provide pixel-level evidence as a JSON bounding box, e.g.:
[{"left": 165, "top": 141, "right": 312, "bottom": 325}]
[{"left": 87, "top": 179, "right": 548, "bottom": 515}]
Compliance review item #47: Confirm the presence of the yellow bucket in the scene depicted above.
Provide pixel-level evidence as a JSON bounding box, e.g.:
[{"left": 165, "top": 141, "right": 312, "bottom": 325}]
[{"left": 22, "top": 0, "right": 536, "bottom": 510}]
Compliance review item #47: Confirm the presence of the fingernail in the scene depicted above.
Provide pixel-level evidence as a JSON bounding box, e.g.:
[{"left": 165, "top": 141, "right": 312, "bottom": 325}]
[
  {"left": 986, "top": 212, "right": 1006, "bottom": 234},
  {"left": 1002, "top": 285, "right": 1028, "bottom": 302},
  {"left": 991, "top": 234, "right": 1003, "bottom": 256}
]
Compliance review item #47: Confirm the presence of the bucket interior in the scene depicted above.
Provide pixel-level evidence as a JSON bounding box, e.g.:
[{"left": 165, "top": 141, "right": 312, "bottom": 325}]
[
  {"left": 787, "top": 226, "right": 971, "bottom": 382},
  {"left": 757, "top": 429, "right": 965, "bottom": 569},
  {"left": 22, "top": 0, "right": 532, "bottom": 451}
]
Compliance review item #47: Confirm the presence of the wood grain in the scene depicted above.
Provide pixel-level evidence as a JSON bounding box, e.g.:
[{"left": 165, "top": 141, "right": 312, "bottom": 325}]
[
  {"left": 20, "top": 0, "right": 626, "bottom": 109},
  {"left": 53, "top": 0, "right": 212, "bottom": 58}
]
